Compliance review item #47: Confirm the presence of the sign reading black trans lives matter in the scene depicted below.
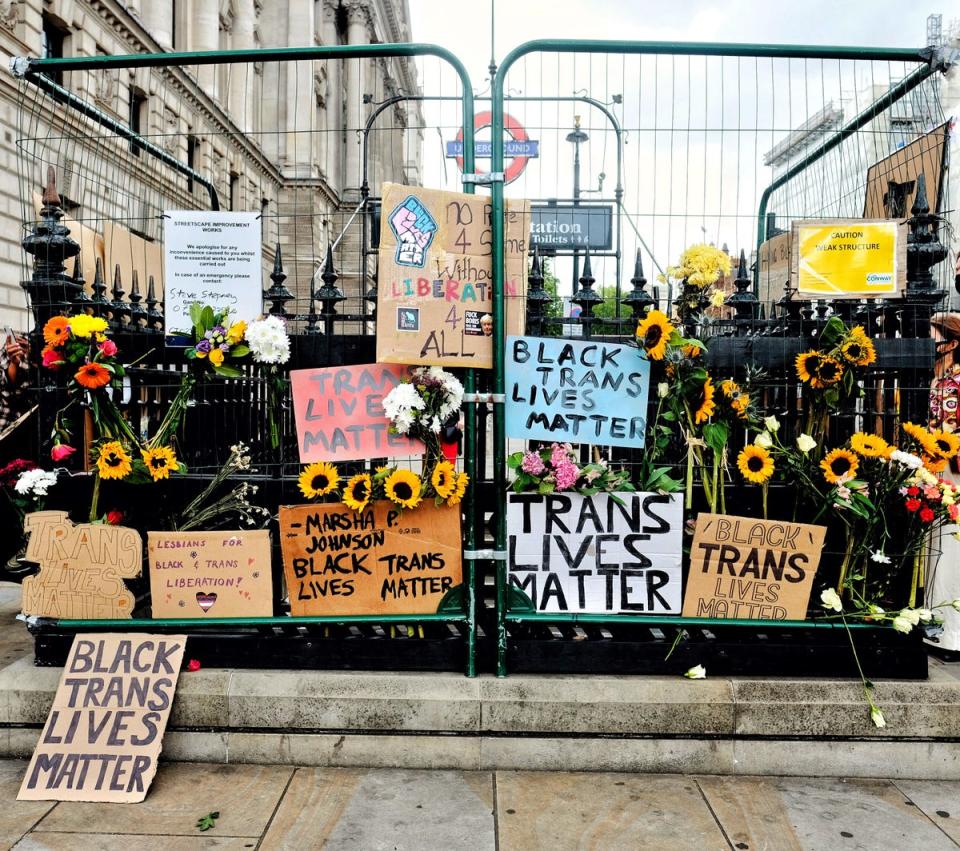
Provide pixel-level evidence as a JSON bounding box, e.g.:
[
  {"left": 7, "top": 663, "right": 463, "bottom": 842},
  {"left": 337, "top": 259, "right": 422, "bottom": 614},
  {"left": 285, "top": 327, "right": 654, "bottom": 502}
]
[
  {"left": 507, "top": 493, "right": 683, "bottom": 614},
  {"left": 506, "top": 336, "right": 651, "bottom": 448}
]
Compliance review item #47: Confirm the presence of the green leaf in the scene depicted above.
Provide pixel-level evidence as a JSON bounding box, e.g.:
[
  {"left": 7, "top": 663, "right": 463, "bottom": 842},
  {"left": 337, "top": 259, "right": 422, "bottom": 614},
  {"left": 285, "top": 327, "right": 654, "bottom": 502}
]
[
  {"left": 189, "top": 303, "right": 203, "bottom": 327},
  {"left": 200, "top": 305, "right": 215, "bottom": 328},
  {"left": 184, "top": 348, "right": 197, "bottom": 360},
  {"left": 196, "top": 812, "right": 220, "bottom": 832},
  {"left": 702, "top": 421, "right": 729, "bottom": 455},
  {"left": 537, "top": 481, "right": 555, "bottom": 494},
  {"left": 507, "top": 452, "right": 523, "bottom": 469},
  {"left": 229, "top": 344, "right": 251, "bottom": 358},
  {"left": 843, "top": 369, "right": 854, "bottom": 394},
  {"left": 819, "top": 315, "right": 846, "bottom": 348},
  {"left": 661, "top": 410, "right": 677, "bottom": 422},
  {"left": 213, "top": 365, "right": 243, "bottom": 378}
]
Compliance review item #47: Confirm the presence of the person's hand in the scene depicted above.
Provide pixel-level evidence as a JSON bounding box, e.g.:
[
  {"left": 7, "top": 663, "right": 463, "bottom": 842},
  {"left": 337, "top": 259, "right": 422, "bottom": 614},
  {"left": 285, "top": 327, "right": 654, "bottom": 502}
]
[{"left": 5, "top": 334, "right": 28, "bottom": 367}]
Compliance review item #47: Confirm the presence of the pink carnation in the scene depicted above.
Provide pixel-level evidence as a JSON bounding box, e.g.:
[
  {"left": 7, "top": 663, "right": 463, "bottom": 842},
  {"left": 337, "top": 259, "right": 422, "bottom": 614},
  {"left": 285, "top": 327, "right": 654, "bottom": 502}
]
[
  {"left": 550, "top": 443, "right": 573, "bottom": 468},
  {"left": 554, "top": 459, "right": 579, "bottom": 491},
  {"left": 520, "top": 451, "right": 545, "bottom": 475},
  {"left": 949, "top": 504, "right": 959, "bottom": 521}
]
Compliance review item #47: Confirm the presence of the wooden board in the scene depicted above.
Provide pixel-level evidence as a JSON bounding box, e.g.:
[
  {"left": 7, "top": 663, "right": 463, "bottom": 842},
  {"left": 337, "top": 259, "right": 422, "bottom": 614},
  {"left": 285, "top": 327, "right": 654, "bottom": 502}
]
[
  {"left": 864, "top": 122, "right": 949, "bottom": 218},
  {"left": 21, "top": 512, "right": 141, "bottom": 620},
  {"left": 682, "top": 513, "right": 826, "bottom": 620},
  {"left": 18, "top": 633, "right": 185, "bottom": 802},
  {"left": 279, "top": 501, "right": 462, "bottom": 616},
  {"left": 376, "top": 182, "right": 530, "bottom": 369},
  {"left": 756, "top": 231, "right": 791, "bottom": 296},
  {"left": 104, "top": 221, "right": 164, "bottom": 302},
  {"left": 147, "top": 530, "right": 273, "bottom": 618}
]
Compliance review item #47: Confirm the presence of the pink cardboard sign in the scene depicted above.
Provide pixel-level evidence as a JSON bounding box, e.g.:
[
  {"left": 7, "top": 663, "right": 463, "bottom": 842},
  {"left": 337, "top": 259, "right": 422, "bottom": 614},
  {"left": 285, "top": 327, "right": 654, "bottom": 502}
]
[{"left": 291, "top": 363, "right": 424, "bottom": 463}]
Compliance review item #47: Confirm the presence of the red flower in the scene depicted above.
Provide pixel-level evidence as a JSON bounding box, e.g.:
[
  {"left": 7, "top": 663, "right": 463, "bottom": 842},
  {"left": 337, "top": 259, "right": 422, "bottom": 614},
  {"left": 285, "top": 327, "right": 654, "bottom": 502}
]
[
  {"left": 0, "top": 458, "right": 37, "bottom": 488},
  {"left": 186, "top": 659, "right": 201, "bottom": 672},
  {"left": 919, "top": 506, "right": 935, "bottom": 523},
  {"left": 98, "top": 339, "right": 118, "bottom": 357},
  {"left": 50, "top": 444, "right": 76, "bottom": 462},
  {"left": 905, "top": 498, "right": 922, "bottom": 512},
  {"left": 906, "top": 486, "right": 920, "bottom": 497},
  {"left": 105, "top": 510, "right": 124, "bottom": 525},
  {"left": 41, "top": 347, "right": 63, "bottom": 370}
]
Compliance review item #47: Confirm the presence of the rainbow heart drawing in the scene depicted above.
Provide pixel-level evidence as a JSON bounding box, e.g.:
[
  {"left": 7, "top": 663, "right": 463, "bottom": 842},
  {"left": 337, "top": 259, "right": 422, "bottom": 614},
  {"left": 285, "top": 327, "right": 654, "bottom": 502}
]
[{"left": 196, "top": 592, "right": 217, "bottom": 613}]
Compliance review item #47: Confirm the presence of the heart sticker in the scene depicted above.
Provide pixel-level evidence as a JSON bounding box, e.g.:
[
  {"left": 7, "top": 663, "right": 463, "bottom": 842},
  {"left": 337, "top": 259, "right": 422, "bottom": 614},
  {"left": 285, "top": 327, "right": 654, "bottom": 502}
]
[{"left": 196, "top": 592, "right": 218, "bottom": 612}]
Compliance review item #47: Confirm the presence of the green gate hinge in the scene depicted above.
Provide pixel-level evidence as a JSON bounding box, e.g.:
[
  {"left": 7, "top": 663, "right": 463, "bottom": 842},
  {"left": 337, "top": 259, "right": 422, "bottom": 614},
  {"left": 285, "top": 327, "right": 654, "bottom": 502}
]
[
  {"left": 506, "top": 586, "right": 536, "bottom": 613},
  {"left": 436, "top": 583, "right": 467, "bottom": 613}
]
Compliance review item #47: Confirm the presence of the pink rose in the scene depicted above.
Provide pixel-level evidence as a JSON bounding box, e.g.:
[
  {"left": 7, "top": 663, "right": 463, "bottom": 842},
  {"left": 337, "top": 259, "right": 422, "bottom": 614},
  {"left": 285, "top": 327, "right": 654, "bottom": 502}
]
[
  {"left": 50, "top": 444, "right": 76, "bottom": 462},
  {"left": 99, "top": 339, "right": 118, "bottom": 357}
]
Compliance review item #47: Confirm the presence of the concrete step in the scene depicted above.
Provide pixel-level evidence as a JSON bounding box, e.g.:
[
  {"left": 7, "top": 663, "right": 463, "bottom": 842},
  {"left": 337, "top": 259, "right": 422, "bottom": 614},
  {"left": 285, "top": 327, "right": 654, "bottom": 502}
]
[{"left": 2, "top": 654, "right": 959, "bottom": 779}]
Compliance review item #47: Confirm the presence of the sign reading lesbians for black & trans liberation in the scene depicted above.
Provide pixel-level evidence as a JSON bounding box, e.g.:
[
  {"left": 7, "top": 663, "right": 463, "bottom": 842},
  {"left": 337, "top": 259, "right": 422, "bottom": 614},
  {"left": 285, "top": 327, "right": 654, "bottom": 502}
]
[
  {"left": 507, "top": 492, "right": 683, "bottom": 614},
  {"left": 505, "top": 336, "right": 651, "bottom": 448},
  {"left": 19, "top": 633, "right": 186, "bottom": 803}
]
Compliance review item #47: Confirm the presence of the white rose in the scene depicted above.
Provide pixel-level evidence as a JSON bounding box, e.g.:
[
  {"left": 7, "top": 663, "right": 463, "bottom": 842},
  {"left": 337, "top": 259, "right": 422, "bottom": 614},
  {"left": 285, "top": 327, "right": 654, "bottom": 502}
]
[
  {"left": 684, "top": 664, "right": 706, "bottom": 679},
  {"left": 764, "top": 416, "right": 780, "bottom": 433},
  {"left": 820, "top": 588, "right": 842, "bottom": 612},
  {"left": 797, "top": 434, "right": 817, "bottom": 453},
  {"left": 755, "top": 432, "right": 773, "bottom": 449}
]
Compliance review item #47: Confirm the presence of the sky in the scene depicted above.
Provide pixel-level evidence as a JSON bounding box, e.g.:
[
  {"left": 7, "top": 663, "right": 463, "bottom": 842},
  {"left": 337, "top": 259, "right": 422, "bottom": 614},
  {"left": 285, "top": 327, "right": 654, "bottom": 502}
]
[{"left": 405, "top": 1, "right": 950, "bottom": 302}]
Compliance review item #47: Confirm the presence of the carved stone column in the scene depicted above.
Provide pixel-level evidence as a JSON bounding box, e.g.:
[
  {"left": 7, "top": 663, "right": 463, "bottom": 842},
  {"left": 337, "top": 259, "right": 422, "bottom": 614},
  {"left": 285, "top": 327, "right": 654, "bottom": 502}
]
[
  {"left": 343, "top": 0, "right": 370, "bottom": 198},
  {"left": 193, "top": 0, "right": 220, "bottom": 94},
  {"left": 141, "top": 0, "right": 173, "bottom": 49},
  {"left": 229, "top": 0, "right": 255, "bottom": 130}
]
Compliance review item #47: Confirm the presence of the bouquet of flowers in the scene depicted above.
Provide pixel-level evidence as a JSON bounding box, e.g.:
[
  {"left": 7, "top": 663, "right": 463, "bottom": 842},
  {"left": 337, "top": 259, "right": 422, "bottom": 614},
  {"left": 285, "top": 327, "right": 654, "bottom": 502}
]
[
  {"left": 658, "top": 243, "right": 732, "bottom": 331},
  {"left": 296, "top": 459, "right": 468, "bottom": 512},
  {"left": 382, "top": 367, "right": 464, "bottom": 463},
  {"left": 245, "top": 315, "right": 291, "bottom": 449},
  {"left": 508, "top": 442, "right": 634, "bottom": 498},
  {"left": 185, "top": 304, "right": 251, "bottom": 378}
]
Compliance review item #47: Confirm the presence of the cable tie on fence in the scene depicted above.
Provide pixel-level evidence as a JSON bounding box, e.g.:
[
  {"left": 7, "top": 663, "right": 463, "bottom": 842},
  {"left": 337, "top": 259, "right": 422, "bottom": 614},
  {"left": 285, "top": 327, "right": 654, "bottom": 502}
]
[
  {"left": 462, "top": 392, "right": 505, "bottom": 404},
  {"left": 463, "top": 549, "right": 507, "bottom": 562},
  {"left": 462, "top": 173, "right": 504, "bottom": 185}
]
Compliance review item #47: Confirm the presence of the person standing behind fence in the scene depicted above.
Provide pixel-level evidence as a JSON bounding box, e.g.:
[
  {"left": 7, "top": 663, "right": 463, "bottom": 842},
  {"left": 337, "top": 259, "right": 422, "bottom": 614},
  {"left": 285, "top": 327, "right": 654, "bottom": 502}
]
[
  {"left": 927, "top": 312, "right": 960, "bottom": 654},
  {"left": 0, "top": 332, "right": 31, "bottom": 450}
]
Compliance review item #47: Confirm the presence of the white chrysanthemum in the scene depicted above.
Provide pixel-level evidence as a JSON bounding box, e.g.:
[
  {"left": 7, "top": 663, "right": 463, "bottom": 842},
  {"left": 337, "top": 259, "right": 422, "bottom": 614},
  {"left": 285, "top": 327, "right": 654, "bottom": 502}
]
[
  {"left": 382, "top": 382, "right": 426, "bottom": 422},
  {"left": 890, "top": 450, "right": 923, "bottom": 470},
  {"left": 15, "top": 469, "right": 58, "bottom": 497},
  {"left": 245, "top": 316, "right": 290, "bottom": 364}
]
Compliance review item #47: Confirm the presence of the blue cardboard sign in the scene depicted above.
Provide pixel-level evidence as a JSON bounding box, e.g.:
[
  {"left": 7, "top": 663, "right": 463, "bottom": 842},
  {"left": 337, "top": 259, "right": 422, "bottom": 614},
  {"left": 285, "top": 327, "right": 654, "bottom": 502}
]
[{"left": 505, "top": 336, "right": 651, "bottom": 448}]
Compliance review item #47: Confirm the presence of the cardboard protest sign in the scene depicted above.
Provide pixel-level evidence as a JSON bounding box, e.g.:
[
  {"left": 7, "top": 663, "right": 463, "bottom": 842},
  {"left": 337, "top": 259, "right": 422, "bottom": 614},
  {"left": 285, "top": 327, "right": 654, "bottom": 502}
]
[
  {"left": 376, "top": 182, "right": 530, "bottom": 369},
  {"left": 21, "top": 512, "right": 141, "bottom": 619},
  {"left": 148, "top": 530, "right": 272, "bottom": 618},
  {"left": 18, "top": 633, "right": 186, "bottom": 803},
  {"left": 682, "top": 513, "right": 827, "bottom": 620},
  {"left": 507, "top": 492, "right": 683, "bottom": 614},
  {"left": 279, "top": 501, "right": 462, "bottom": 616},
  {"left": 290, "top": 363, "right": 423, "bottom": 463},
  {"left": 864, "top": 122, "right": 948, "bottom": 220},
  {"left": 792, "top": 219, "right": 907, "bottom": 298},
  {"left": 505, "top": 336, "right": 651, "bottom": 448}
]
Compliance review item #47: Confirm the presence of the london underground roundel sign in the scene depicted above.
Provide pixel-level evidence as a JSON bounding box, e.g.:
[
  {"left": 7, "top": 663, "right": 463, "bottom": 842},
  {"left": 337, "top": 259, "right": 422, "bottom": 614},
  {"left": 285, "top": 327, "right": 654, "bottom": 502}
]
[{"left": 446, "top": 111, "right": 539, "bottom": 186}]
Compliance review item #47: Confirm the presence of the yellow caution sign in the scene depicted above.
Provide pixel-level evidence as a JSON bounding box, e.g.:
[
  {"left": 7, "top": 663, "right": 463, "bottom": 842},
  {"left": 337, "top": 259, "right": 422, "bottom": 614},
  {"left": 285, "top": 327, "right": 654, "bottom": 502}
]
[{"left": 797, "top": 221, "right": 899, "bottom": 297}]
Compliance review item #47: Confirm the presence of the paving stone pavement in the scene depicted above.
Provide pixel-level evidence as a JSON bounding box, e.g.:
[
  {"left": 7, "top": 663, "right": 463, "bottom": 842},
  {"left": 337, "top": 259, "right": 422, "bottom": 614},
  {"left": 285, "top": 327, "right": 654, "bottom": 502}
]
[{"left": 0, "top": 760, "right": 956, "bottom": 850}]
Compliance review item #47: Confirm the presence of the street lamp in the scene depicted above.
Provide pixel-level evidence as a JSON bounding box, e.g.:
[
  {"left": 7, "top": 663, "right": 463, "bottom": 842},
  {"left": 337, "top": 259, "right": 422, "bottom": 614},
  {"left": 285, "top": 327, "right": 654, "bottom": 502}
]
[{"left": 566, "top": 115, "right": 589, "bottom": 290}]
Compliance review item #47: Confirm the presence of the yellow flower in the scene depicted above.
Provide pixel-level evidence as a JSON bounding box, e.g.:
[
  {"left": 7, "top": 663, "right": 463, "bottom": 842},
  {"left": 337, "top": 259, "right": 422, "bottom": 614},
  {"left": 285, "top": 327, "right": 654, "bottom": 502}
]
[
  {"left": 69, "top": 314, "right": 109, "bottom": 339},
  {"left": 840, "top": 334, "right": 876, "bottom": 367},
  {"left": 795, "top": 351, "right": 820, "bottom": 384},
  {"left": 811, "top": 355, "right": 842, "bottom": 389},
  {"left": 923, "top": 455, "right": 948, "bottom": 474},
  {"left": 343, "top": 473, "right": 372, "bottom": 512},
  {"left": 693, "top": 377, "right": 716, "bottom": 425},
  {"left": 384, "top": 468, "right": 422, "bottom": 509},
  {"left": 902, "top": 422, "right": 939, "bottom": 457},
  {"left": 226, "top": 321, "right": 247, "bottom": 345},
  {"left": 929, "top": 429, "right": 960, "bottom": 460},
  {"left": 96, "top": 441, "right": 132, "bottom": 480},
  {"left": 447, "top": 472, "right": 469, "bottom": 506},
  {"left": 298, "top": 461, "right": 339, "bottom": 499},
  {"left": 821, "top": 448, "right": 859, "bottom": 485},
  {"left": 141, "top": 445, "right": 178, "bottom": 481},
  {"left": 636, "top": 310, "right": 675, "bottom": 361},
  {"left": 431, "top": 461, "right": 457, "bottom": 499},
  {"left": 730, "top": 394, "right": 750, "bottom": 419},
  {"left": 209, "top": 348, "right": 225, "bottom": 367},
  {"left": 737, "top": 444, "right": 774, "bottom": 484},
  {"left": 850, "top": 433, "right": 889, "bottom": 458},
  {"left": 719, "top": 379, "right": 740, "bottom": 397}
]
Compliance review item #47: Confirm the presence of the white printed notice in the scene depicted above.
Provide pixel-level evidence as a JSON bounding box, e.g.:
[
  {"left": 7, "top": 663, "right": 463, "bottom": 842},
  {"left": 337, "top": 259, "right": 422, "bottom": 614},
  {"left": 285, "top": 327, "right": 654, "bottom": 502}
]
[
  {"left": 163, "top": 211, "right": 262, "bottom": 341},
  {"left": 507, "top": 492, "right": 683, "bottom": 614}
]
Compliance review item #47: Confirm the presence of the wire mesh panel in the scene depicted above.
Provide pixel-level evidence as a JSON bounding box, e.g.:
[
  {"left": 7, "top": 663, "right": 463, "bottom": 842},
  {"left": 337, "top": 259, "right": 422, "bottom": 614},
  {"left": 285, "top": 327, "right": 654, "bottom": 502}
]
[{"left": 488, "top": 41, "right": 953, "bottom": 676}]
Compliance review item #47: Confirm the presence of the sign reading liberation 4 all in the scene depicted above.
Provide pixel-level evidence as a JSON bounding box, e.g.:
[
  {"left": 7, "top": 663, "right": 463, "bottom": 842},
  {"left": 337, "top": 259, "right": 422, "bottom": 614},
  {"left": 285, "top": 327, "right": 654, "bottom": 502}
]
[
  {"left": 163, "top": 210, "right": 262, "bottom": 341},
  {"left": 507, "top": 492, "right": 683, "bottom": 614},
  {"left": 506, "top": 336, "right": 651, "bottom": 447},
  {"left": 682, "top": 513, "right": 826, "bottom": 620},
  {"left": 793, "top": 219, "right": 906, "bottom": 298},
  {"left": 376, "top": 182, "right": 530, "bottom": 369}
]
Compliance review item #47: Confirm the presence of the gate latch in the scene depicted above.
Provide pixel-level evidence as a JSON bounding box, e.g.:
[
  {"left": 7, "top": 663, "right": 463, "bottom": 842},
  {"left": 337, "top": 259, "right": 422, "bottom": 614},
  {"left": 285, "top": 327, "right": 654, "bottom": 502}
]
[{"left": 462, "top": 173, "right": 504, "bottom": 185}]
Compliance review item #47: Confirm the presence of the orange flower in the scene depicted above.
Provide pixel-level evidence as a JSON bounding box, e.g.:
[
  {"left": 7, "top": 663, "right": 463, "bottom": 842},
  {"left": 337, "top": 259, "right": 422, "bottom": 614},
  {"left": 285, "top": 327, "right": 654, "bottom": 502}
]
[
  {"left": 74, "top": 362, "right": 111, "bottom": 389},
  {"left": 43, "top": 316, "right": 70, "bottom": 347}
]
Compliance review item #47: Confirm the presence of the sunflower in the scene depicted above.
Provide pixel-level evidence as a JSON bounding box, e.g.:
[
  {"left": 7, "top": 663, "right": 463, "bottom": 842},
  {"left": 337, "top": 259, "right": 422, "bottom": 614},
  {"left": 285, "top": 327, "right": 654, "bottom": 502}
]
[
  {"left": 43, "top": 316, "right": 70, "bottom": 347},
  {"left": 929, "top": 429, "right": 960, "bottom": 460},
  {"left": 75, "top": 362, "right": 111, "bottom": 390},
  {"left": 96, "top": 441, "right": 132, "bottom": 480},
  {"left": 636, "top": 310, "right": 675, "bottom": 361},
  {"left": 902, "top": 422, "right": 939, "bottom": 457},
  {"left": 431, "top": 461, "right": 457, "bottom": 499},
  {"left": 447, "top": 472, "right": 469, "bottom": 506},
  {"left": 737, "top": 444, "right": 775, "bottom": 484},
  {"left": 343, "top": 473, "right": 372, "bottom": 512},
  {"left": 298, "top": 461, "right": 339, "bottom": 499},
  {"left": 840, "top": 335, "right": 876, "bottom": 367},
  {"left": 692, "top": 376, "right": 716, "bottom": 425},
  {"left": 811, "top": 355, "right": 842, "bottom": 389},
  {"left": 795, "top": 351, "right": 822, "bottom": 384},
  {"left": 730, "top": 394, "right": 750, "bottom": 419},
  {"left": 850, "top": 432, "right": 889, "bottom": 458},
  {"left": 719, "top": 379, "right": 740, "bottom": 397},
  {"left": 384, "top": 468, "right": 422, "bottom": 509},
  {"left": 141, "top": 445, "right": 178, "bottom": 481},
  {"left": 821, "top": 448, "right": 859, "bottom": 484},
  {"left": 923, "top": 455, "right": 948, "bottom": 474}
]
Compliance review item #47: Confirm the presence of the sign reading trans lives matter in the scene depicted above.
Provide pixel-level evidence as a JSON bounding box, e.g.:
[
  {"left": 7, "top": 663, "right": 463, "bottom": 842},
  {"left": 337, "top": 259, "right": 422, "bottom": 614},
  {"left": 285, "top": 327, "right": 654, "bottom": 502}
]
[
  {"left": 506, "top": 336, "right": 651, "bottom": 447},
  {"left": 507, "top": 492, "right": 683, "bottom": 614},
  {"left": 376, "top": 183, "right": 530, "bottom": 369}
]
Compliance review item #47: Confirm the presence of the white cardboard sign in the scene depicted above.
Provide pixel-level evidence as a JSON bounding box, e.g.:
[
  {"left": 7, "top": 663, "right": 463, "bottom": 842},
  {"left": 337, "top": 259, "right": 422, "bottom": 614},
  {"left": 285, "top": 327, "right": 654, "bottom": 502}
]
[
  {"left": 507, "top": 492, "right": 683, "bottom": 614},
  {"left": 163, "top": 210, "right": 262, "bottom": 336}
]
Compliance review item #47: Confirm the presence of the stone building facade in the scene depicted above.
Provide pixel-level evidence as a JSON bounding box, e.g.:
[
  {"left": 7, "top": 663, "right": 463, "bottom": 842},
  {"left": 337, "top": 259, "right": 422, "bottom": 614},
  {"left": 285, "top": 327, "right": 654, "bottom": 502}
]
[{"left": 0, "top": 0, "right": 423, "bottom": 328}]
